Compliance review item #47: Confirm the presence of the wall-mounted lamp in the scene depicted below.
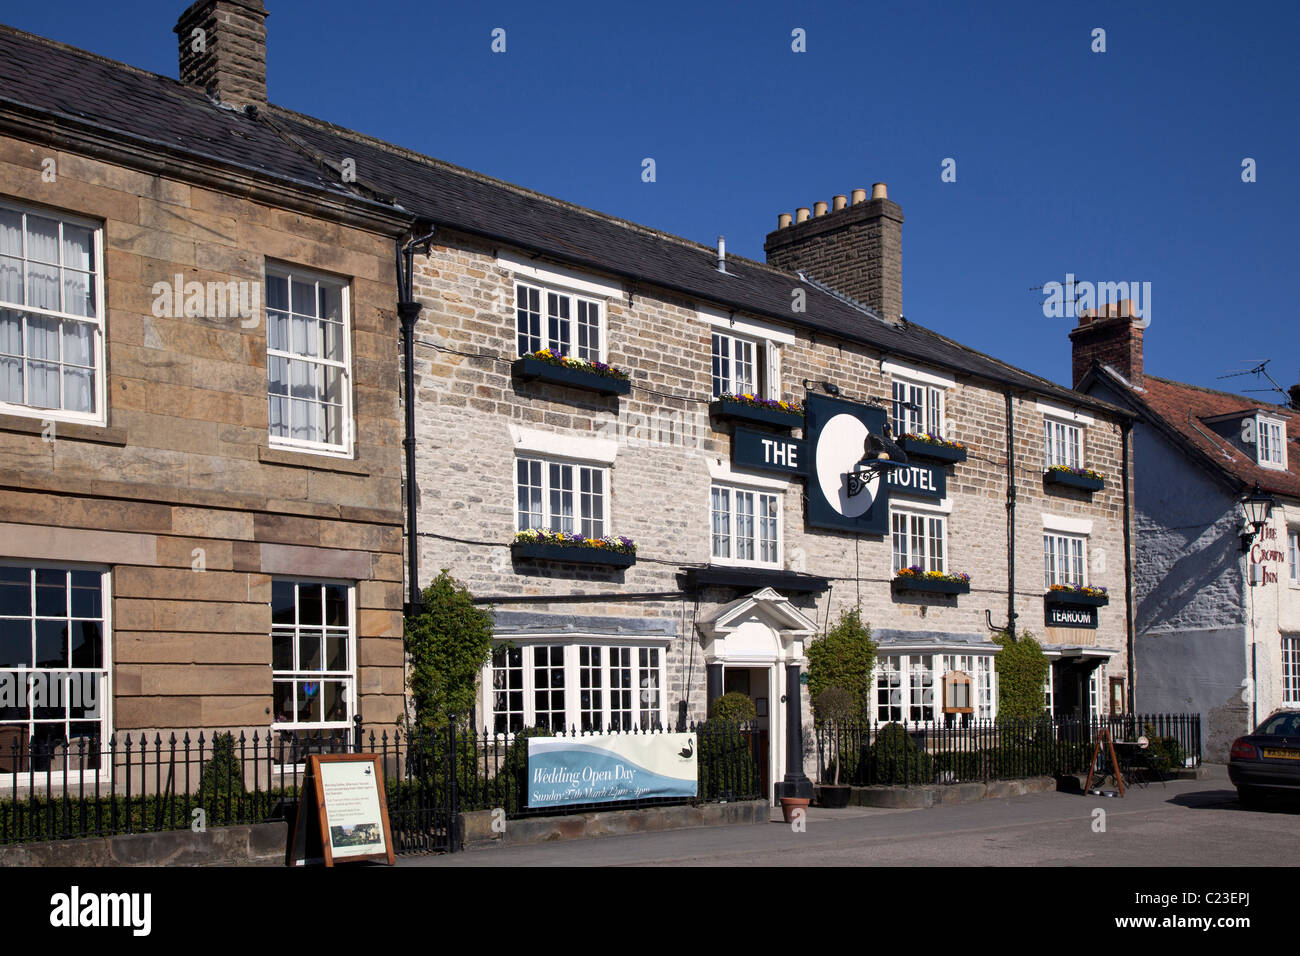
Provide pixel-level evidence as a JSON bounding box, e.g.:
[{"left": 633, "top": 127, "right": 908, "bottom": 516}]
[{"left": 1239, "top": 481, "right": 1275, "bottom": 554}]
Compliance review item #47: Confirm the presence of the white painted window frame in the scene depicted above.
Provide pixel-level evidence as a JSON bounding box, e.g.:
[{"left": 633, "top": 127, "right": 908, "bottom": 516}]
[
  {"left": 514, "top": 280, "right": 607, "bottom": 363},
  {"left": 1257, "top": 415, "right": 1287, "bottom": 471},
  {"left": 1044, "top": 531, "right": 1088, "bottom": 589},
  {"left": 484, "top": 640, "right": 669, "bottom": 735},
  {"left": 269, "top": 577, "right": 357, "bottom": 732},
  {"left": 872, "top": 652, "right": 996, "bottom": 724},
  {"left": 890, "top": 506, "right": 948, "bottom": 574},
  {"left": 1288, "top": 527, "right": 1299, "bottom": 587},
  {"left": 1283, "top": 636, "right": 1300, "bottom": 705},
  {"left": 890, "top": 377, "right": 946, "bottom": 439},
  {"left": 0, "top": 561, "right": 113, "bottom": 762},
  {"left": 710, "top": 482, "right": 783, "bottom": 568},
  {"left": 1043, "top": 416, "right": 1084, "bottom": 470},
  {"left": 0, "top": 199, "right": 107, "bottom": 426},
  {"left": 515, "top": 455, "right": 611, "bottom": 539},
  {"left": 265, "top": 262, "right": 354, "bottom": 459}
]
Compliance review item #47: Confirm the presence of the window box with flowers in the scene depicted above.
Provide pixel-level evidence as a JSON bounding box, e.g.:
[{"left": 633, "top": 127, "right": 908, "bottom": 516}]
[
  {"left": 709, "top": 393, "right": 804, "bottom": 429},
  {"left": 897, "top": 433, "right": 968, "bottom": 464},
  {"left": 511, "top": 529, "right": 637, "bottom": 567},
  {"left": 1044, "top": 585, "right": 1109, "bottom": 607},
  {"left": 891, "top": 567, "right": 971, "bottom": 596},
  {"left": 513, "top": 350, "right": 631, "bottom": 397},
  {"left": 1043, "top": 465, "right": 1106, "bottom": 493}
]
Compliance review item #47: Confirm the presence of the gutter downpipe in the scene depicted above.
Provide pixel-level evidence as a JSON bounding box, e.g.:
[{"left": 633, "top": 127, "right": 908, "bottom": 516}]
[
  {"left": 1005, "top": 390, "right": 1018, "bottom": 634},
  {"left": 1122, "top": 418, "right": 1136, "bottom": 714},
  {"left": 398, "top": 228, "right": 437, "bottom": 614}
]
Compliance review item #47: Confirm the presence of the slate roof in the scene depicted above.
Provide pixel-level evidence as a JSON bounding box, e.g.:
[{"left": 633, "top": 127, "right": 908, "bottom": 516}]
[
  {"left": 0, "top": 22, "right": 1129, "bottom": 418},
  {"left": 0, "top": 26, "right": 363, "bottom": 202},
  {"left": 1090, "top": 367, "right": 1300, "bottom": 500}
]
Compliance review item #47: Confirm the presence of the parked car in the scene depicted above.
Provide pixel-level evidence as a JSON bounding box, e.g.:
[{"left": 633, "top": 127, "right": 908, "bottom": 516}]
[{"left": 1228, "top": 710, "right": 1300, "bottom": 808}]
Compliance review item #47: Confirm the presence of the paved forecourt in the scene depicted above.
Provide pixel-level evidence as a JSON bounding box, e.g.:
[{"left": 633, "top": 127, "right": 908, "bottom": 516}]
[{"left": 403, "top": 775, "right": 1300, "bottom": 867}]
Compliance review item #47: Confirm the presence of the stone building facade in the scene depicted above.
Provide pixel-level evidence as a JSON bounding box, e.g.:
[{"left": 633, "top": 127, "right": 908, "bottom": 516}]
[
  {"left": 0, "top": 3, "right": 1138, "bottom": 800},
  {"left": 1074, "top": 307, "right": 1300, "bottom": 760},
  {"left": 0, "top": 7, "right": 411, "bottom": 763}
]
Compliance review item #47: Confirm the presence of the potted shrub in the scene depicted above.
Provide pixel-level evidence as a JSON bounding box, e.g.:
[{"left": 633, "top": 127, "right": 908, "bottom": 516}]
[{"left": 814, "top": 686, "right": 858, "bottom": 808}]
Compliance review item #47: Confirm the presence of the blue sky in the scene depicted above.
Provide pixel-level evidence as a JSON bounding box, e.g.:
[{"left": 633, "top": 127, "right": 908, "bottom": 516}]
[{"left": 6, "top": 0, "right": 1297, "bottom": 398}]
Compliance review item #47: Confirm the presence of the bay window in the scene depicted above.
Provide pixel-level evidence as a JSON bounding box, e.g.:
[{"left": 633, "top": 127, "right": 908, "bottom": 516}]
[
  {"left": 0, "top": 201, "right": 104, "bottom": 423},
  {"left": 875, "top": 653, "right": 996, "bottom": 724},
  {"left": 516, "top": 457, "right": 607, "bottom": 538},
  {"left": 710, "top": 484, "right": 781, "bottom": 567},
  {"left": 266, "top": 264, "right": 352, "bottom": 455},
  {"left": 516, "top": 281, "right": 603, "bottom": 362},
  {"left": 488, "top": 643, "right": 665, "bottom": 734}
]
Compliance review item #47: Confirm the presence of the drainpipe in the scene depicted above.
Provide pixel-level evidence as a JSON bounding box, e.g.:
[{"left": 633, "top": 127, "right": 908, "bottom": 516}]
[
  {"left": 1121, "top": 419, "right": 1136, "bottom": 714},
  {"left": 1004, "top": 390, "right": 1018, "bottom": 634},
  {"left": 397, "top": 227, "right": 437, "bottom": 614}
]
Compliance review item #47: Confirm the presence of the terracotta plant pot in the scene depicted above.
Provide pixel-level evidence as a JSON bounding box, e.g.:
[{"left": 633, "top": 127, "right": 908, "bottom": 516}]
[{"left": 780, "top": 796, "right": 811, "bottom": 823}]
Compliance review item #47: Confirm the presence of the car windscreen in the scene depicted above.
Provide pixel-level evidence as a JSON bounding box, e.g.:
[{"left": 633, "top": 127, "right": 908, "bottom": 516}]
[{"left": 1257, "top": 713, "right": 1300, "bottom": 736}]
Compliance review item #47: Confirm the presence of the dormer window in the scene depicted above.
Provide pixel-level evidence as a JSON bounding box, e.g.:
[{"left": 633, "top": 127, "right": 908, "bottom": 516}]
[{"left": 1257, "top": 415, "right": 1287, "bottom": 470}]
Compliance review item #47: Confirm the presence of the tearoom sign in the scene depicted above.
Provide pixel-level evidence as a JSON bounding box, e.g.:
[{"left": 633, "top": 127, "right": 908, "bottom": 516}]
[{"left": 527, "top": 733, "right": 698, "bottom": 808}]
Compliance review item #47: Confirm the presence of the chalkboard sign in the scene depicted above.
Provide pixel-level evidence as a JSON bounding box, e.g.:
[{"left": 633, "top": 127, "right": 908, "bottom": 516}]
[{"left": 290, "top": 754, "right": 394, "bottom": 866}]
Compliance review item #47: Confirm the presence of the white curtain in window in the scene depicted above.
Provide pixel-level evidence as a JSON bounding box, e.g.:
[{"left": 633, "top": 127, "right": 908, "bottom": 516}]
[
  {"left": 289, "top": 358, "right": 317, "bottom": 441},
  {"left": 25, "top": 217, "right": 59, "bottom": 312},
  {"left": 0, "top": 310, "right": 21, "bottom": 403},
  {"left": 0, "top": 210, "right": 21, "bottom": 305},
  {"left": 26, "top": 314, "right": 59, "bottom": 408},
  {"left": 61, "top": 320, "right": 94, "bottom": 412}
]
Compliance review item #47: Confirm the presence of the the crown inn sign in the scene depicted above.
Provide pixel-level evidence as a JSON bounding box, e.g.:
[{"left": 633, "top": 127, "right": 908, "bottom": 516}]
[{"left": 731, "top": 393, "right": 946, "bottom": 534}]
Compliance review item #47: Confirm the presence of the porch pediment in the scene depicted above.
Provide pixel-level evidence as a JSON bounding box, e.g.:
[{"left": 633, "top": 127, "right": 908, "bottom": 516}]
[{"left": 697, "top": 587, "right": 817, "bottom": 663}]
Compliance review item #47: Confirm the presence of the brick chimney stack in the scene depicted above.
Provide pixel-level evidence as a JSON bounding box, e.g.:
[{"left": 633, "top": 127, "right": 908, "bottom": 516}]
[
  {"left": 1069, "top": 300, "right": 1145, "bottom": 389},
  {"left": 764, "top": 183, "right": 903, "bottom": 325},
  {"left": 175, "top": 0, "right": 269, "bottom": 108}
]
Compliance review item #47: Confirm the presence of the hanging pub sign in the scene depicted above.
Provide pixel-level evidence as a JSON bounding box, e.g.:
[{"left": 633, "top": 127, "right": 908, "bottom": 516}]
[
  {"left": 1046, "top": 604, "right": 1099, "bottom": 629},
  {"left": 731, "top": 393, "right": 946, "bottom": 533}
]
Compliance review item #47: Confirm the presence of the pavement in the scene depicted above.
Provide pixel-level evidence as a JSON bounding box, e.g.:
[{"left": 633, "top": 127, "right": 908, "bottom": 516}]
[{"left": 401, "top": 767, "right": 1300, "bottom": 866}]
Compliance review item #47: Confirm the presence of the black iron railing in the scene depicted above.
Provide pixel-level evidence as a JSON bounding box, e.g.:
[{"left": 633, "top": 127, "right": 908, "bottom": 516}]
[
  {"left": 815, "top": 713, "right": 1201, "bottom": 788},
  {"left": 0, "top": 718, "right": 759, "bottom": 851}
]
